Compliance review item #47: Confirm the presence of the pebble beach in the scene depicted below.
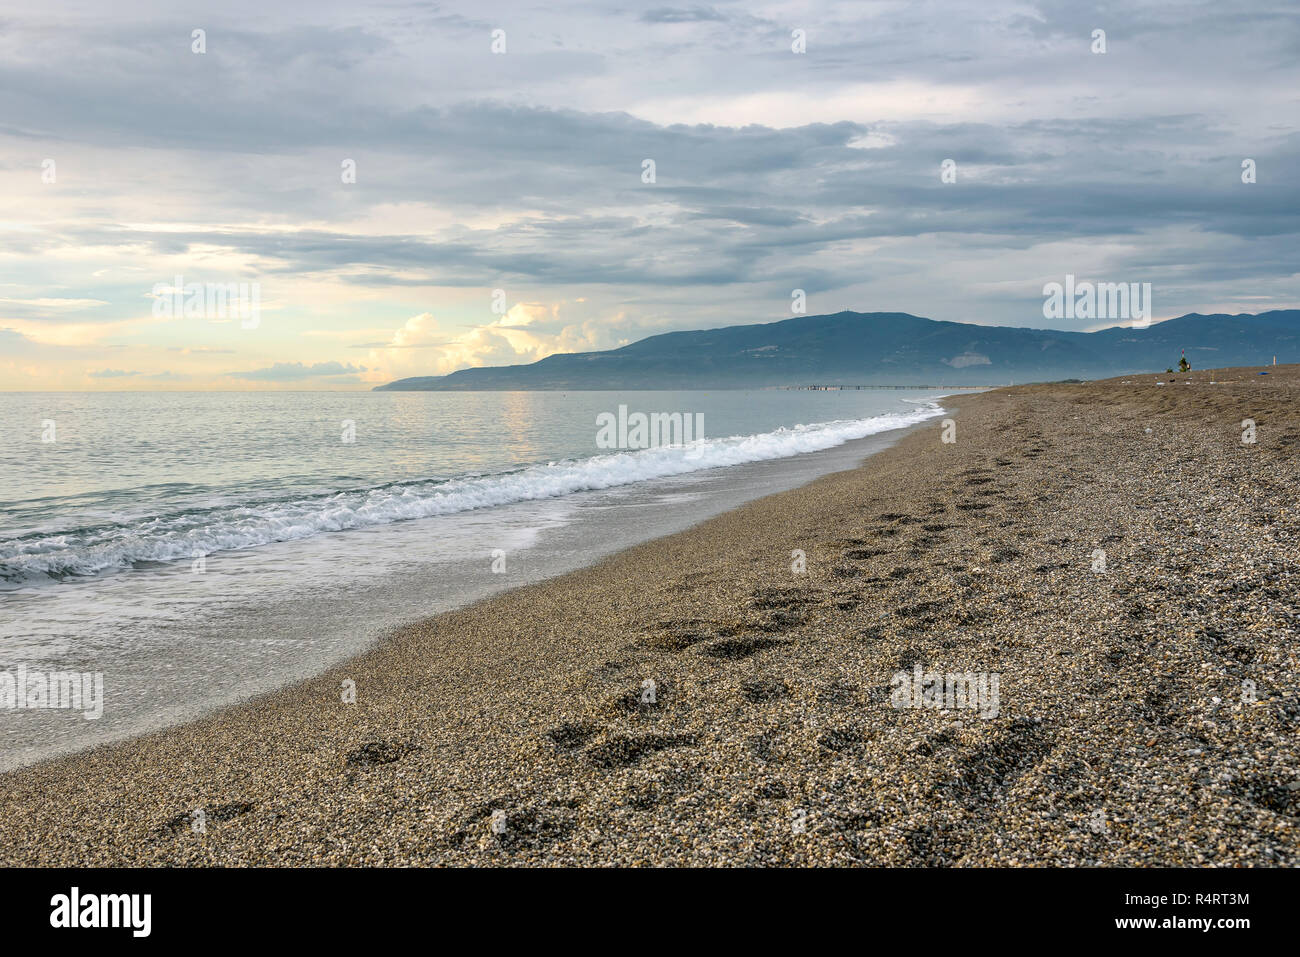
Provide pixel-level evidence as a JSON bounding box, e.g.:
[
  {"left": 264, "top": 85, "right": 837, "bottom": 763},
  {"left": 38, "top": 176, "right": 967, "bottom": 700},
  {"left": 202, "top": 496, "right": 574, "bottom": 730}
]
[{"left": 2, "top": 366, "right": 1297, "bottom": 866}]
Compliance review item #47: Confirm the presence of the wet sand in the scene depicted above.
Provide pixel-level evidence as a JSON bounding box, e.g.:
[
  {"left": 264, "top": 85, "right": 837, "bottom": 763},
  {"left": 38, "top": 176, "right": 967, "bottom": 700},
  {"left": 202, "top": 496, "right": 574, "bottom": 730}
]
[{"left": 2, "top": 366, "right": 1297, "bottom": 866}]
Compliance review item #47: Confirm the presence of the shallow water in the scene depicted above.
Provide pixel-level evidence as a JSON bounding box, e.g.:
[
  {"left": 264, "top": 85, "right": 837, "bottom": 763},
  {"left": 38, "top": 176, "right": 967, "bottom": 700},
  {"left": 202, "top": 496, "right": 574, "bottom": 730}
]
[{"left": 0, "top": 389, "right": 947, "bottom": 768}]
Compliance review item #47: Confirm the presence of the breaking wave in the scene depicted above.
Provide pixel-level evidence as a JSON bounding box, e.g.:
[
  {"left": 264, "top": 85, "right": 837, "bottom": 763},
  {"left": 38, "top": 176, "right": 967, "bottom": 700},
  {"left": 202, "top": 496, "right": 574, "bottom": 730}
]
[{"left": 0, "top": 403, "right": 944, "bottom": 581}]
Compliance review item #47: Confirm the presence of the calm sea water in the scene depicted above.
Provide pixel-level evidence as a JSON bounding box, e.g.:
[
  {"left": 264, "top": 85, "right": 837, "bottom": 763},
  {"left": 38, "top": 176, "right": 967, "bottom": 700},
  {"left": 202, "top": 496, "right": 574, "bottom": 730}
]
[{"left": 0, "top": 389, "right": 946, "bottom": 767}]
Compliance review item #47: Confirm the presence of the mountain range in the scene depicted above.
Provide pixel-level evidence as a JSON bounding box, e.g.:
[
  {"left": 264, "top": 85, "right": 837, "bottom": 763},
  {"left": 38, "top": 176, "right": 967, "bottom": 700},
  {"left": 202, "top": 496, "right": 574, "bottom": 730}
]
[{"left": 374, "top": 310, "right": 1300, "bottom": 390}]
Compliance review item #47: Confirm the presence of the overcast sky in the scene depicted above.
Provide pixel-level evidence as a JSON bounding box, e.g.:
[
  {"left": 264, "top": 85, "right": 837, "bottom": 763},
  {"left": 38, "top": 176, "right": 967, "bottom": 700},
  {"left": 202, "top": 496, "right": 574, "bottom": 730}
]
[{"left": 1, "top": 0, "right": 1297, "bottom": 389}]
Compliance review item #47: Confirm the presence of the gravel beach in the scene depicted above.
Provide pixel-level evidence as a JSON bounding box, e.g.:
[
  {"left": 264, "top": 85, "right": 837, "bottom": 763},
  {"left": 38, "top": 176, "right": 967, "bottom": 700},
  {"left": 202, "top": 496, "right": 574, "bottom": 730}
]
[{"left": 2, "top": 366, "right": 1297, "bottom": 866}]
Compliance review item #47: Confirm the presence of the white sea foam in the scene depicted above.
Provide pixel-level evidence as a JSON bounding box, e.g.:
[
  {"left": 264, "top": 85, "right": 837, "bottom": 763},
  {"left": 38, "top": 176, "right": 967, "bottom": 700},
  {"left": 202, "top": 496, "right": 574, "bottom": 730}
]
[{"left": 0, "top": 404, "right": 943, "bottom": 580}]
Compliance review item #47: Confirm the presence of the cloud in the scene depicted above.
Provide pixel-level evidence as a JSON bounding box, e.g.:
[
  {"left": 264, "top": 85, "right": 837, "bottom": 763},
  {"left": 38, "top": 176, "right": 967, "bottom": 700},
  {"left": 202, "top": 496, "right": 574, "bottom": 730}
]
[
  {"left": 386, "top": 312, "right": 447, "bottom": 348},
  {"left": 226, "top": 361, "right": 368, "bottom": 381},
  {"left": 87, "top": 368, "right": 139, "bottom": 378},
  {"left": 0, "top": 315, "right": 168, "bottom": 347},
  {"left": 491, "top": 302, "right": 550, "bottom": 328},
  {"left": 366, "top": 304, "right": 612, "bottom": 379},
  {"left": 0, "top": 298, "right": 108, "bottom": 309},
  {"left": 639, "top": 7, "right": 726, "bottom": 24},
  {"left": 0, "top": 328, "right": 36, "bottom": 350},
  {"left": 1, "top": 0, "right": 1297, "bottom": 390}
]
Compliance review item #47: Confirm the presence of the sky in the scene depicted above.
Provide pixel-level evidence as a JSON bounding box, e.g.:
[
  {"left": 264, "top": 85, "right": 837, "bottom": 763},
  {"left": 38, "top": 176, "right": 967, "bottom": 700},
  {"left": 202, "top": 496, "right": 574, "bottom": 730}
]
[{"left": 1, "top": 0, "right": 1297, "bottom": 390}]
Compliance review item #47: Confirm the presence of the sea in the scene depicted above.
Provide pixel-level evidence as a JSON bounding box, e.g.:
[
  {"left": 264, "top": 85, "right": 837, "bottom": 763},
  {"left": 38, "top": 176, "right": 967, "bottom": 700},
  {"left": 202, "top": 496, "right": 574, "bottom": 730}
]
[{"left": 0, "top": 389, "right": 947, "bottom": 768}]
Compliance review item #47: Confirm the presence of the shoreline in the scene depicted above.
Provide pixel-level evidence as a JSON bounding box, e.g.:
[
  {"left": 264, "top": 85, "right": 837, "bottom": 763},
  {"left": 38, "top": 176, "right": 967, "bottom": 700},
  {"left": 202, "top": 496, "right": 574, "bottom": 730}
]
[
  {"left": 0, "top": 401, "right": 945, "bottom": 772},
  {"left": 2, "top": 369, "right": 1297, "bottom": 865}
]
